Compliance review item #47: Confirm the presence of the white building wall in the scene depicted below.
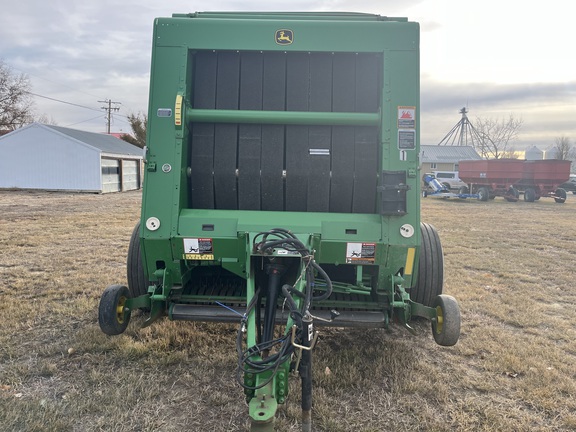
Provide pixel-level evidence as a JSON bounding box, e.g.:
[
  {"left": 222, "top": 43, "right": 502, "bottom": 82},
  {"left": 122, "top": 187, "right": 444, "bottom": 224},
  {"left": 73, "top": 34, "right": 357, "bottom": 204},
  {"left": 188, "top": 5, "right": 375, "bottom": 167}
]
[
  {"left": 0, "top": 124, "right": 102, "bottom": 191},
  {"left": 101, "top": 158, "right": 121, "bottom": 193},
  {"left": 121, "top": 159, "right": 140, "bottom": 191}
]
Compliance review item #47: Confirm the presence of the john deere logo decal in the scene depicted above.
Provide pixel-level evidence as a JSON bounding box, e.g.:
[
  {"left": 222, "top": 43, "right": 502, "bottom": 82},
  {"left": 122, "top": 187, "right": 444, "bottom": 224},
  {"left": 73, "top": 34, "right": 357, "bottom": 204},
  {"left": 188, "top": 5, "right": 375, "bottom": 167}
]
[{"left": 275, "top": 29, "right": 293, "bottom": 45}]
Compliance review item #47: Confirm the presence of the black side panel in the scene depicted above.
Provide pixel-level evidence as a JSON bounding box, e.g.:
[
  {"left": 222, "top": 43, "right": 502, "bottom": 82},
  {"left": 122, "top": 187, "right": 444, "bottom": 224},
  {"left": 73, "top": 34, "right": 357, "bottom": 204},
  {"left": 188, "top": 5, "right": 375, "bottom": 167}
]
[
  {"left": 188, "top": 50, "right": 382, "bottom": 214},
  {"left": 190, "top": 51, "right": 217, "bottom": 208},
  {"left": 352, "top": 54, "right": 379, "bottom": 213},
  {"left": 352, "top": 126, "right": 378, "bottom": 213},
  {"left": 329, "top": 53, "right": 356, "bottom": 213},
  {"left": 260, "top": 52, "right": 286, "bottom": 211},
  {"left": 355, "top": 53, "right": 380, "bottom": 112},
  {"left": 307, "top": 53, "right": 332, "bottom": 212},
  {"left": 285, "top": 53, "right": 310, "bottom": 212},
  {"left": 213, "top": 51, "right": 240, "bottom": 210},
  {"left": 238, "top": 52, "right": 263, "bottom": 210}
]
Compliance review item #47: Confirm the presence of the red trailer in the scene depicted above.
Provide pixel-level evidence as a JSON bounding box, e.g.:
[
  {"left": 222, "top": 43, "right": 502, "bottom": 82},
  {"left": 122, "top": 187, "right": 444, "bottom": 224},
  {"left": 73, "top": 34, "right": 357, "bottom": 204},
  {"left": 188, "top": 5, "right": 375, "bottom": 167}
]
[{"left": 458, "top": 159, "right": 571, "bottom": 203}]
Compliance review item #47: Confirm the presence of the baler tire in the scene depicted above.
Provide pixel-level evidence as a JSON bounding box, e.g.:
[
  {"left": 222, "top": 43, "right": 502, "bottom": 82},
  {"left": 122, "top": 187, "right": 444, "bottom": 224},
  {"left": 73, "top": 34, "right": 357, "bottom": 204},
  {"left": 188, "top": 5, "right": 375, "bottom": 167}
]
[
  {"left": 431, "top": 294, "right": 460, "bottom": 346},
  {"left": 410, "top": 223, "right": 443, "bottom": 308},
  {"left": 99, "top": 284, "right": 131, "bottom": 336},
  {"left": 127, "top": 222, "right": 149, "bottom": 302}
]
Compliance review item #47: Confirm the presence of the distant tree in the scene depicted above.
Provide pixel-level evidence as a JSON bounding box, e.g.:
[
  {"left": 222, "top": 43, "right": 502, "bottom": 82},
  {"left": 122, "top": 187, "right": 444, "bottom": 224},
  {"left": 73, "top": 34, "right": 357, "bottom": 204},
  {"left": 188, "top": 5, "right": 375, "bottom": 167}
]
[
  {"left": 0, "top": 60, "right": 34, "bottom": 130},
  {"left": 35, "top": 113, "right": 58, "bottom": 126},
  {"left": 473, "top": 114, "right": 523, "bottom": 159},
  {"left": 500, "top": 148, "right": 520, "bottom": 159},
  {"left": 552, "top": 136, "right": 574, "bottom": 161},
  {"left": 121, "top": 112, "right": 147, "bottom": 148}
]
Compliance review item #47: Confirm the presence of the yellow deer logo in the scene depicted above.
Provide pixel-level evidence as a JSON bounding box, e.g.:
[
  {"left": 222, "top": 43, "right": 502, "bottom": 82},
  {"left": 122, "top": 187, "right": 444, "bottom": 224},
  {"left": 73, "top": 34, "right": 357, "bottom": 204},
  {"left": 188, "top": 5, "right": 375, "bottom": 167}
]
[{"left": 275, "top": 29, "right": 293, "bottom": 45}]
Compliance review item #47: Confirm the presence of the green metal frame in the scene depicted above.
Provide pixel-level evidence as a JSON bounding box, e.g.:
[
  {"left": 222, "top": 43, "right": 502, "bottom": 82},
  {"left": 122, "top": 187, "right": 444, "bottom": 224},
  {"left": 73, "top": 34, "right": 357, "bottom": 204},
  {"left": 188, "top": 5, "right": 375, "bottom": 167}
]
[{"left": 136, "top": 11, "right": 430, "bottom": 430}]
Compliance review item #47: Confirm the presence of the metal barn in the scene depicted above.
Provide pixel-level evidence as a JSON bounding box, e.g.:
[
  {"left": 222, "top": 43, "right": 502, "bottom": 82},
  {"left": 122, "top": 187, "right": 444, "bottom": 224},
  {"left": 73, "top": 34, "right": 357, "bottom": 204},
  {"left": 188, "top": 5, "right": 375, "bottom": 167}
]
[
  {"left": 420, "top": 145, "right": 482, "bottom": 172},
  {"left": 0, "top": 123, "right": 143, "bottom": 193}
]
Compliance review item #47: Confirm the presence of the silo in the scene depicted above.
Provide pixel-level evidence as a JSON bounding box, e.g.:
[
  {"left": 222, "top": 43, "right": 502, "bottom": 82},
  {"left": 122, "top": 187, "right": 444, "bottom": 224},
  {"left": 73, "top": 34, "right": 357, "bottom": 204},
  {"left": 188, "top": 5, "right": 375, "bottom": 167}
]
[
  {"left": 525, "top": 146, "right": 543, "bottom": 160},
  {"left": 545, "top": 146, "right": 560, "bottom": 159}
]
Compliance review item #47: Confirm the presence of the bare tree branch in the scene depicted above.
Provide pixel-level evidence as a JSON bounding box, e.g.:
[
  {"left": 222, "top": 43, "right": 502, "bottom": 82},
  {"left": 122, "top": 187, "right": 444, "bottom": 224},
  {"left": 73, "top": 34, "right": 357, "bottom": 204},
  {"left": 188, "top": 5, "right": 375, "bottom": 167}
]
[
  {"left": 474, "top": 114, "right": 523, "bottom": 159},
  {"left": 552, "top": 136, "right": 574, "bottom": 160},
  {"left": 0, "top": 60, "right": 34, "bottom": 130}
]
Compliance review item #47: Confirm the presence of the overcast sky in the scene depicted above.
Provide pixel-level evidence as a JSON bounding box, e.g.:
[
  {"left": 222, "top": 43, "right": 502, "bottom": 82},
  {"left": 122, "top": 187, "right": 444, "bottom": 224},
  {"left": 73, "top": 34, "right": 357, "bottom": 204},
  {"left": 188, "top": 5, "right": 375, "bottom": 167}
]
[{"left": 1, "top": 0, "right": 574, "bottom": 150}]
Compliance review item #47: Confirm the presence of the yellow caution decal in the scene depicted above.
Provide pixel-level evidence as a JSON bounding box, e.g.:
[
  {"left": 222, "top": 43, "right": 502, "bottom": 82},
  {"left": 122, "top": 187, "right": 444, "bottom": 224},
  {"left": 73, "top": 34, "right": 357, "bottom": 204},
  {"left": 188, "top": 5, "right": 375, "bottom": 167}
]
[
  {"left": 184, "top": 254, "right": 214, "bottom": 261},
  {"left": 405, "top": 247, "right": 416, "bottom": 275}
]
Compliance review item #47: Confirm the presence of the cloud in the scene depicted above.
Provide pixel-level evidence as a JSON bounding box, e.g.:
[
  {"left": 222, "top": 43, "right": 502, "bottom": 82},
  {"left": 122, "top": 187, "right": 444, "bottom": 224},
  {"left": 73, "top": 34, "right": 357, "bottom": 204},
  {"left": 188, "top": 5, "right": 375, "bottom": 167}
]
[
  {"left": 422, "top": 80, "right": 576, "bottom": 111},
  {"left": 0, "top": 0, "right": 574, "bottom": 145},
  {"left": 420, "top": 80, "right": 576, "bottom": 147}
]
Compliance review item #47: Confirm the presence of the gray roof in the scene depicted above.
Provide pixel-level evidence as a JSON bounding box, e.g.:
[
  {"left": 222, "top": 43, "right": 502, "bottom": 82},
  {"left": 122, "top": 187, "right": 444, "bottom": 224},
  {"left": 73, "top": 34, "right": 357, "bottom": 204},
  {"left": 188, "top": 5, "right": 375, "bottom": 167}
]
[
  {"left": 420, "top": 145, "right": 481, "bottom": 163},
  {"left": 42, "top": 123, "right": 143, "bottom": 157}
]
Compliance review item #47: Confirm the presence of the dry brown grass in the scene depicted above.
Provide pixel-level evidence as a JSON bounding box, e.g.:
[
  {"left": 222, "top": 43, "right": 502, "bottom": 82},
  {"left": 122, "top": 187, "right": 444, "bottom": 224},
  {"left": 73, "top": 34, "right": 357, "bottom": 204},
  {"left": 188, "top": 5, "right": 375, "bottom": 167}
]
[{"left": 1, "top": 189, "right": 576, "bottom": 431}]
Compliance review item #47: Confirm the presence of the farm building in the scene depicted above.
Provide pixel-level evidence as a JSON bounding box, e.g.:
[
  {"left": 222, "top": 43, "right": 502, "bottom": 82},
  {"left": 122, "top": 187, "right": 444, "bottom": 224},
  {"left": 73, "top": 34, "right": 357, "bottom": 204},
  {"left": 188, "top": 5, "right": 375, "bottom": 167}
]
[
  {"left": 420, "top": 145, "right": 482, "bottom": 172},
  {"left": 0, "top": 123, "right": 143, "bottom": 193}
]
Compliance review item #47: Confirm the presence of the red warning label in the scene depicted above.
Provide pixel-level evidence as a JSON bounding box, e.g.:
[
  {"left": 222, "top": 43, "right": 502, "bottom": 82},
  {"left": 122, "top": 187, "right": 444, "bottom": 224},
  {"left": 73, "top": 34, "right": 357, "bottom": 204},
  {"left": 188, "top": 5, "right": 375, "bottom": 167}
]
[{"left": 398, "top": 106, "right": 416, "bottom": 128}]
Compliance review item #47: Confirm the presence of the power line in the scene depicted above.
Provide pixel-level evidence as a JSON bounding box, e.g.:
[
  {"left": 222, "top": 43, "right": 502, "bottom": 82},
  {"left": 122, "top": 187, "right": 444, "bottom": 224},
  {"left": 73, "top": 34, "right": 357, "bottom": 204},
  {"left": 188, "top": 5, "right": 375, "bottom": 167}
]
[
  {"left": 99, "top": 99, "right": 121, "bottom": 134},
  {"left": 64, "top": 114, "right": 106, "bottom": 128},
  {"left": 27, "top": 91, "right": 101, "bottom": 112},
  {"left": 28, "top": 90, "right": 130, "bottom": 131},
  {"left": 11, "top": 65, "right": 105, "bottom": 100}
]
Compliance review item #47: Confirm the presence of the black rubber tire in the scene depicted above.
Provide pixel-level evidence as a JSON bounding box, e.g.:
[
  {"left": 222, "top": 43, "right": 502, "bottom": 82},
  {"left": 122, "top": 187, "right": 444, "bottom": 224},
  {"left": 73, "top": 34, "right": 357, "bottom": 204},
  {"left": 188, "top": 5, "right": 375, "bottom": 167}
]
[
  {"left": 98, "top": 284, "right": 131, "bottom": 335},
  {"left": 458, "top": 186, "right": 469, "bottom": 195},
  {"left": 431, "top": 294, "right": 461, "bottom": 346},
  {"left": 410, "top": 223, "right": 443, "bottom": 307},
  {"left": 477, "top": 187, "right": 489, "bottom": 202},
  {"left": 555, "top": 188, "right": 567, "bottom": 204},
  {"left": 524, "top": 188, "right": 536, "bottom": 202},
  {"left": 127, "top": 222, "right": 148, "bottom": 298}
]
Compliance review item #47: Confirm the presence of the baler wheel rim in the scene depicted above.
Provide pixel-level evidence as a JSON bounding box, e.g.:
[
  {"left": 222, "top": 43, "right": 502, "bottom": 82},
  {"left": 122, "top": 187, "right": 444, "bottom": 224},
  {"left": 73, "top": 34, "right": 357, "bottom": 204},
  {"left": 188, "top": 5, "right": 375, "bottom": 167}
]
[
  {"left": 115, "top": 295, "right": 128, "bottom": 324},
  {"left": 435, "top": 305, "right": 444, "bottom": 334}
]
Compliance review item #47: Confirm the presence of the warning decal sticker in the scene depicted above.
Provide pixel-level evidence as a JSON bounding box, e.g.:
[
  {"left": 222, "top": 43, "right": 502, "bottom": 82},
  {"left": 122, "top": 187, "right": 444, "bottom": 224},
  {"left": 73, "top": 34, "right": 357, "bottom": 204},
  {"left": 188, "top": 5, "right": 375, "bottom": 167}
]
[
  {"left": 346, "top": 242, "right": 376, "bottom": 264},
  {"left": 397, "top": 106, "right": 416, "bottom": 129},
  {"left": 183, "top": 238, "right": 214, "bottom": 260},
  {"left": 398, "top": 129, "right": 416, "bottom": 150}
]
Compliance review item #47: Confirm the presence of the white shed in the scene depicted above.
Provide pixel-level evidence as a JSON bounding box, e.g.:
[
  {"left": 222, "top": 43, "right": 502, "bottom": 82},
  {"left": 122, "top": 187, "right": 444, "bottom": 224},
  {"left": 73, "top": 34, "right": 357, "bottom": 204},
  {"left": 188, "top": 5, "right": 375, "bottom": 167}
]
[{"left": 0, "top": 123, "right": 143, "bottom": 193}]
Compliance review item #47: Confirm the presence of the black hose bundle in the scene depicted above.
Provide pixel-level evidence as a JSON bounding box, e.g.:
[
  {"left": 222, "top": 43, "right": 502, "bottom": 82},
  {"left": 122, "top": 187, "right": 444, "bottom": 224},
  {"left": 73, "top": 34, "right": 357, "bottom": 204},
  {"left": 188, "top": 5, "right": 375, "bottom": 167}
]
[
  {"left": 236, "top": 228, "right": 333, "bottom": 390},
  {"left": 253, "top": 228, "right": 333, "bottom": 304}
]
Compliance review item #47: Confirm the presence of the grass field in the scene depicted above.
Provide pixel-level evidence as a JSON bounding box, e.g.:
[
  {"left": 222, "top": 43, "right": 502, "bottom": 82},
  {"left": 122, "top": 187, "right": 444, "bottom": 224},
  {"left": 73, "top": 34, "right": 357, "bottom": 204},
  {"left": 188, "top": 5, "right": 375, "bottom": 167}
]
[{"left": 1, "top": 189, "right": 575, "bottom": 431}]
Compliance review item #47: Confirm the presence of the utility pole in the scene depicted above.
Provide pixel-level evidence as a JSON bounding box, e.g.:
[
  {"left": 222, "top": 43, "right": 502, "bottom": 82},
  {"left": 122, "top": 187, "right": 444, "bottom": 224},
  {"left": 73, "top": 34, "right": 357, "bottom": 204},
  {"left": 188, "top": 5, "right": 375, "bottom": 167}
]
[{"left": 99, "top": 99, "right": 121, "bottom": 134}]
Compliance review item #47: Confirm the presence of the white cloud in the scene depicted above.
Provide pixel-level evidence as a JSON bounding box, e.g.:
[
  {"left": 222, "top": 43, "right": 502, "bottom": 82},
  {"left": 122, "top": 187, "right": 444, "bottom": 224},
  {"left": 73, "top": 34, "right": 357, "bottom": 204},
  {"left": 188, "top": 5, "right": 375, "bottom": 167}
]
[{"left": 0, "top": 0, "right": 574, "bottom": 147}]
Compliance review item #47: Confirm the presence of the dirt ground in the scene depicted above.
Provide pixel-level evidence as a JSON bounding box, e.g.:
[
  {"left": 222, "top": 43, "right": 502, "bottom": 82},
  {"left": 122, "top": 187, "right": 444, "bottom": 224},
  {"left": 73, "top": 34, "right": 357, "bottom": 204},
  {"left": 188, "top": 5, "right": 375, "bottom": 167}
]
[{"left": 1, "top": 189, "right": 576, "bottom": 431}]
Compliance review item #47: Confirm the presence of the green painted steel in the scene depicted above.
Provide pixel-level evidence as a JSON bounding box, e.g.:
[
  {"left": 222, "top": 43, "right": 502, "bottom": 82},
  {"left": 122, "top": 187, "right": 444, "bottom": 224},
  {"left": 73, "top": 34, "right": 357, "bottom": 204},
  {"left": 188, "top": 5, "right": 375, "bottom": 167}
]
[
  {"left": 186, "top": 109, "right": 380, "bottom": 126},
  {"left": 137, "top": 10, "right": 429, "bottom": 430}
]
